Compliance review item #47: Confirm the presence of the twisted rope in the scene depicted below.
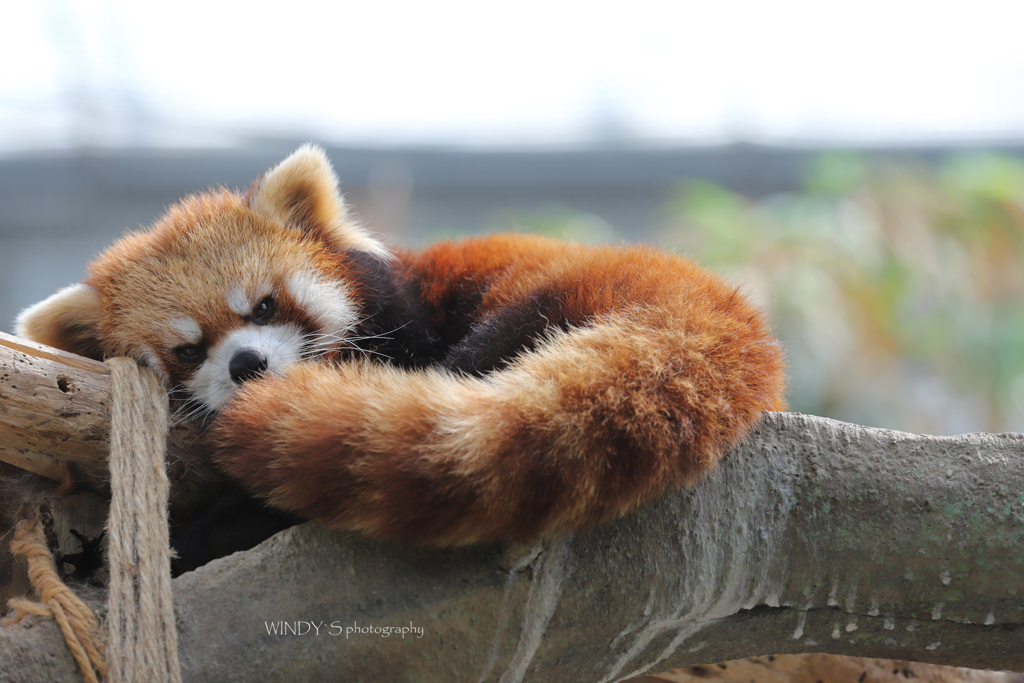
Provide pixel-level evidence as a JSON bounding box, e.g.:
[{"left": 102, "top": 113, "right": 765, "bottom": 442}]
[
  {"left": 2, "top": 507, "right": 107, "bottom": 683},
  {"left": 105, "top": 357, "right": 182, "bottom": 683}
]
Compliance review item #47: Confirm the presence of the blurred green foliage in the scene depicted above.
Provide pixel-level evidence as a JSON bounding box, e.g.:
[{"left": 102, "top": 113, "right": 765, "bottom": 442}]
[
  {"left": 497, "top": 152, "right": 1024, "bottom": 435},
  {"left": 665, "top": 152, "right": 1024, "bottom": 435}
]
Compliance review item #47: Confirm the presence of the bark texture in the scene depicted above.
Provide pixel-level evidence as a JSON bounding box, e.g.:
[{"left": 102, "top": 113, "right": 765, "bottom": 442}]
[
  {"left": 1, "top": 412, "right": 1023, "bottom": 682},
  {"left": 0, "top": 332, "right": 217, "bottom": 512},
  {"left": 0, "top": 331, "right": 110, "bottom": 489}
]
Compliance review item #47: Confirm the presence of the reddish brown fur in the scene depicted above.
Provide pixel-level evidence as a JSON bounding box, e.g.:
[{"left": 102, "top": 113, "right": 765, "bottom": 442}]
[
  {"left": 214, "top": 236, "right": 786, "bottom": 545},
  {"left": 17, "top": 145, "right": 787, "bottom": 548},
  {"left": 74, "top": 191, "right": 362, "bottom": 389}
]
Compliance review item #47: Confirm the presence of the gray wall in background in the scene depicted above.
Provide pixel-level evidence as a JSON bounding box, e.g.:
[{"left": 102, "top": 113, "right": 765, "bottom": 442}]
[{"left": 0, "top": 141, "right": 1013, "bottom": 336}]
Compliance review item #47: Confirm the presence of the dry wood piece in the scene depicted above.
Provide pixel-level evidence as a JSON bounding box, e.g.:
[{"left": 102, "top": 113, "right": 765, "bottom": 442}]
[
  {"left": 0, "top": 332, "right": 110, "bottom": 492},
  {"left": 0, "top": 332, "right": 214, "bottom": 512}
]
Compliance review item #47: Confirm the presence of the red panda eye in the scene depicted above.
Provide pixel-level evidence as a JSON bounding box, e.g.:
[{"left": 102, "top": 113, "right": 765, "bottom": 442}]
[
  {"left": 175, "top": 344, "right": 205, "bottom": 364},
  {"left": 252, "top": 296, "right": 276, "bottom": 323}
]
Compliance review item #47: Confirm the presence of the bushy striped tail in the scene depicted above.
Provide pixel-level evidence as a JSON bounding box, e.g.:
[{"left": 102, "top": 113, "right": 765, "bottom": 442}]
[{"left": 211, "top": 307, "right": 785, "bottom": 546}]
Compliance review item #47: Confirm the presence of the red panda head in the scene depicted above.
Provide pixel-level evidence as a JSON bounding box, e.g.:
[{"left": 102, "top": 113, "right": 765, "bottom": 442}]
[{"left": 16, "top": 145, "right": 390, "bottom": 413}]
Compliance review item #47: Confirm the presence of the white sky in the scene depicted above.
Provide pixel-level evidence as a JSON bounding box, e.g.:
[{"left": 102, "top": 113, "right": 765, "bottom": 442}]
[{"left": 2, "top": 0, "right": 1024, "bottom": 150}]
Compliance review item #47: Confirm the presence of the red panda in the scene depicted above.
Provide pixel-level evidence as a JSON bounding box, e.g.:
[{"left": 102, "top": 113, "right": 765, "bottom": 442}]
[{"left": 15, "top": 145, "right": 786, "bottom": 548}]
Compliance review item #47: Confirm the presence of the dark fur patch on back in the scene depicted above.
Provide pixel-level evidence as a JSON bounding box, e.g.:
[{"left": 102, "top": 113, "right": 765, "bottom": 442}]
[
  {"left": 440, "top": 285, "right": 586, "bottom": 375},
  {"left": 340, "top": 250, "right": 444, "bottom": 367}
]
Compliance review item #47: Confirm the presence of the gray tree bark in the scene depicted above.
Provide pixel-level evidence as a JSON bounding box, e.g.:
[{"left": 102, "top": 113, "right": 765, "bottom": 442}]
[{"left": 1, "top": 412, "right": 1022, "bottom": 682}]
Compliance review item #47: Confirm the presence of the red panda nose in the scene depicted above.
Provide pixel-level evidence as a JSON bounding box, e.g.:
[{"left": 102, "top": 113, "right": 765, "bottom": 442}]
[{"left": 229, "top": 349, "right": 268, "bottom": 384}]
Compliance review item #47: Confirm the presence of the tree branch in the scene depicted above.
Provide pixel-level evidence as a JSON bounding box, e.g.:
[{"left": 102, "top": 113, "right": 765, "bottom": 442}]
[{"left": 2, "top": 412, "right": 1022, "bottom": 681}]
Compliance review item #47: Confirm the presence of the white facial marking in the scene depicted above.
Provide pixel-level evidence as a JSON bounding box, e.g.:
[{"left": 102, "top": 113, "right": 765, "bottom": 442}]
[
  {"left": 187, "top": 323, "right": 305, "bottom": 411},
  {"left": 169, "top": 317, "right": 202, "bottom": 345},
  {"left": 225, "top": 286, "right": 253, "bottom": 316},
  {"left": 287, "top": 270, "right": 358, "bottom": 337}
]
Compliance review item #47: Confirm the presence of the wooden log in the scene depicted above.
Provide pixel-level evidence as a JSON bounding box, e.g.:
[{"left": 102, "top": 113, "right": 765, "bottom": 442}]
[
  {"left": 0, "top": 331, "right": 111, "bottom": 492},
  {"left": 0, "top": 331, "right": 215, "bottom": 511}
]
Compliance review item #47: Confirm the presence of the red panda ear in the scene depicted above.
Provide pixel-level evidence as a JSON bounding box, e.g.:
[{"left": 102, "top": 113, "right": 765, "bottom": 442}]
[
  {"left": 249, "top": 144, "right": 389, "bottom": 257},
  {"left": 15, "top": 284, "right": 105, "bottom": 360}
]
